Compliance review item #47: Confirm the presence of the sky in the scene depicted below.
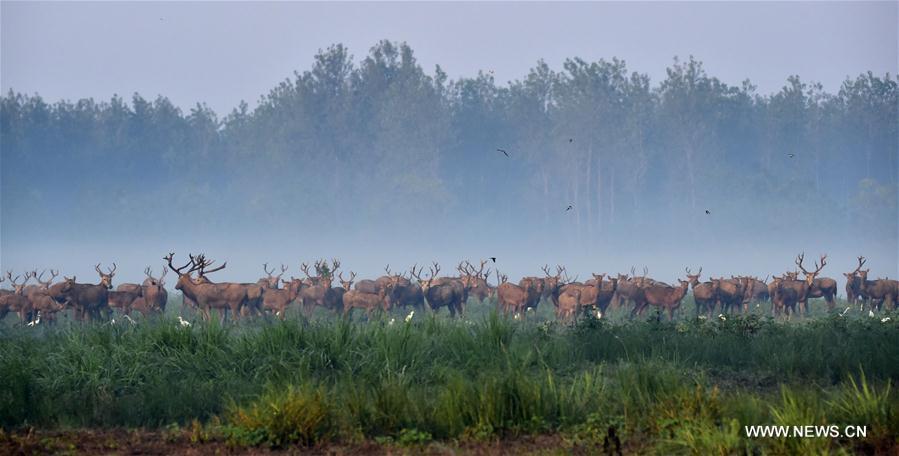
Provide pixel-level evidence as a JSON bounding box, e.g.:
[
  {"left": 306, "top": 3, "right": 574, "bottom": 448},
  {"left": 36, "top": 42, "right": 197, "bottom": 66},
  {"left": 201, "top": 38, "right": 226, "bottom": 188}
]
[{"left": 2, "top": 1, "right": 897, "bottom": 115}]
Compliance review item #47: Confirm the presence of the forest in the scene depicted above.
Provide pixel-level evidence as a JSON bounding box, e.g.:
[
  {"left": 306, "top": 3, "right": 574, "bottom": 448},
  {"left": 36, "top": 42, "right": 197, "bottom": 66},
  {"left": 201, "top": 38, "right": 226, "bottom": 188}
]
[{"left": 2, "top": 41, "right": 896, "bottom": 259}]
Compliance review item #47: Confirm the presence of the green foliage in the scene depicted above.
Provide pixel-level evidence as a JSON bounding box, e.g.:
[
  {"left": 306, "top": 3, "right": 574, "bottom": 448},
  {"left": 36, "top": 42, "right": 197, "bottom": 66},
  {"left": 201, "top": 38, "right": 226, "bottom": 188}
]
[{"left": 1, "top": 313, "right": 898, "bottom": 453}]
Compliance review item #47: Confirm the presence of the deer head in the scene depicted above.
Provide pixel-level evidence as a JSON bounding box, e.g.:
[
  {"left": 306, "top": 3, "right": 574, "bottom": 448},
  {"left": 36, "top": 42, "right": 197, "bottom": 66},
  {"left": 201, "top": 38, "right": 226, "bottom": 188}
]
[
  {"left": 95, "top": 263, "right": 116, "bottom": 289},
  {"left": 338, "top": 271, "right": 356, "bottom": 290},
  {"left": 35, "top": 269, "right": 59, "bottom": 290},
  {"left": 796, "top": 253, "right": 826, "bottom": 287},
  {"left": 6, "top": 271, "right": 32, "bottom": 294}
]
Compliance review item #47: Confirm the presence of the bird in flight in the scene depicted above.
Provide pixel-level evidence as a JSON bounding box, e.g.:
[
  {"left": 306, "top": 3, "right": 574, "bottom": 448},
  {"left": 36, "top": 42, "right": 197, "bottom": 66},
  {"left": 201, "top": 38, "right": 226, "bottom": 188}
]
[
  {"left": 566, "top": 205, "right": 573, "bottom": 212},
  {"left": 496, "top": 148, "right": 509, "bottom": 157},
  {"left": 788, "top": 153, "right": 795, "bottom": 158},
  {"left": 489, "top": 257, "right": 496, "bottom": 263},
  {"left": 568, "top": 138, "right": 574, "bottom": 143},
  {"left": 705, "top": 210, "right": 711, "bottom": 215}
]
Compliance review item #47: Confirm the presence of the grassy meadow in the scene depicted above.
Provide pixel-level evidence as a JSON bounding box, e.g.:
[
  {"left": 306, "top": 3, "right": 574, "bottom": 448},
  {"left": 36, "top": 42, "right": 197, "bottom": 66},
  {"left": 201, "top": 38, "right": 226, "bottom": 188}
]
[{"left": 1, "top": 295, "right": 898, "bottom": 454}]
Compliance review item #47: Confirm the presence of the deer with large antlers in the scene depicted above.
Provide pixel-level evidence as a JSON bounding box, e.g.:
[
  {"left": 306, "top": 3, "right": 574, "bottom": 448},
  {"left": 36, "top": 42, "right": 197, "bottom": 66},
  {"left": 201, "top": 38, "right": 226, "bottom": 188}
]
[
  {"left": 165, "top": 253, "right": 248, "bottom": 323},
  {"left": 795, "top": 253, "right": 829, "bottom": 315},
  {"left": 770, "top": 254, "right": 825, "bottom": 318},
  {"left": 557, "top": 273, "right": 610, "bottom": 321},
  {"left": 259, "top": 276, "right": 302, "bottom": 319},
  {"left": 0, "top": 272, "right": 35, "bottom": 323},
  {"left": 410, "top": 263, "right": 465, "bottom": 317}
]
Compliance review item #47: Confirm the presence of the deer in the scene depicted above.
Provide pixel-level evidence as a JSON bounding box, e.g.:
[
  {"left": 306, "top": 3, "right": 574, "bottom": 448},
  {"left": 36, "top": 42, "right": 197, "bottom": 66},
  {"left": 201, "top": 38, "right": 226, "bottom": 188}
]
[
  {"left": 123, "top": 266, "right": 169, "bottom": 317},
  {"left": 844, "top": 256, "right": 867, "bottom": 310},
  {"left": 297, "top": 260, "right": 343, "bottom": 317},
  {"left": 635, "top": 278, "right": 691, "bottom": 321},
  {"left": 558, "top": 273, "right": 608, "bottom": 320},
  {"left": 22, "top": 270, "right": 66, "bottom": 324},
  {"left": 497, "top": 269, "right": 542, "bottom": 317},
  {"left": 0, "top": 272, "right": 34, "bottom": 323},
  {"left": 258, "top": 263, "right": 288, "bottom": 289},
  {"left": 685, "top": 268, "right": 719, "bottom": 317},
  {"left": 685, "top": 268, "right": 717, "bottom": 317},
  {"left": 712, "top": 276, "right": 746, "bottom": 314},
  {"left": 858, "top": 269, "right": 898, "bottom": 311},
  {"left": 339, "top": 271, "right": 389, "bottom": 319},
  {"left": 165, "top": 253, "right": 247, "bottom": 323},
  {"left": 48, "top": 264, "right": 115, "bottom": 322},
  {"left": 258, "top": 277, "right": 302, "bottom": 319},
  {"left": 771, "top": 254, "right": 826, "bottom": 318},
  {"left": 613, "top": 267, "right": 649, "bottom": 312},
  {"left": 459, "top": 260, "right": 493, "bottom": 303},
  {"left": 383, "top": 268, "right": 425, "bottom": 311},
  {"left": 410, "top": 263, "right": 465, "bottom": 317},
  {"left": 795, "top": 254, "right": 830, "bottom": 314}
]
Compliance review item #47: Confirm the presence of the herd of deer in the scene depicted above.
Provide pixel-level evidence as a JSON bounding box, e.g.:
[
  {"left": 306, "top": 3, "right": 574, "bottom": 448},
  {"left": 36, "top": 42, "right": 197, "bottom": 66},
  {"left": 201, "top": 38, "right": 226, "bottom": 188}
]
[{"left": 0, "top": 253, "right": 896, "bottom": 326}]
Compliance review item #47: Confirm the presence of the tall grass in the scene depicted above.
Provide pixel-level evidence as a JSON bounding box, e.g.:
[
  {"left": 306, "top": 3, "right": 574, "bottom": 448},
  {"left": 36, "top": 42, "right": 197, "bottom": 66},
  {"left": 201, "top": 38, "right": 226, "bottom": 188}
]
[{"left": 1, "top": 301, "right": 897, "bottom": 452}]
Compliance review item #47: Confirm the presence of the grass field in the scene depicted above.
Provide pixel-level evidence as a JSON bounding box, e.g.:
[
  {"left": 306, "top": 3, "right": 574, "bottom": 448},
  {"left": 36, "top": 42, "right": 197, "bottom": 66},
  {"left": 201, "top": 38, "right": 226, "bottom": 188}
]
[{"left": 1, "top": 295, "right": 898, "bottom": 454}]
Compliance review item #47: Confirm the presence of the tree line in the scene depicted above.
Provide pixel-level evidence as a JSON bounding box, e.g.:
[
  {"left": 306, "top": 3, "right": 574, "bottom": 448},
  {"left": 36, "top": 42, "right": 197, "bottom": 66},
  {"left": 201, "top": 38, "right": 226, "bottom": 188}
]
[{"left": 1, "top": 40, "right": 896, "bottom": 248}]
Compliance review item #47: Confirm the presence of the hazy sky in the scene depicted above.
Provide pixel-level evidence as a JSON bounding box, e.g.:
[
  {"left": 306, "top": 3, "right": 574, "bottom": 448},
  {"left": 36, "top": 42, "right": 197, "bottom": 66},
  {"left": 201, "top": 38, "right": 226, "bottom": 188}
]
[{"left": 2, "top": 1, "right": 897, "bottom": 115}]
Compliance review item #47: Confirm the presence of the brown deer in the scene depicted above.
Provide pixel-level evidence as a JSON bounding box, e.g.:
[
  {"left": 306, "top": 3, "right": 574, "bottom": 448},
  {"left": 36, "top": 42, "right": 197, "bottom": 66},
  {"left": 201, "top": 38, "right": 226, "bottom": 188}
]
[
  {"left": 23, "top": 270, "right": 66, "bottom": 324},
  {"left": 410, "top": 263, "right": 465, "bottom": 317},
  {"left": 0, "top": 272, "right": 34, "bottom": 322},
  {"left": 858, "top": 269, "right": 898, "bottom": 311},
  {"left": 795, "top": 254, "right": 829, "bottom": 314},
  {"left": 297, "top": 261, "right": 343, "bottom": 317},
  {"left": 771, "top": 254, "right": 826, "bottom": 318},
  {"left": 558, "top": 273, "right": 608, "bottom": 320},
  {"left": 384, "top": 269, "right": 425, "bottom": 311},
  {"left": 259, "top": 277, "right": 302, "bottom": 319},
  {"left": 497, "top": 270, "right": 541, "bottom": 317},
  {"left": 258, "top": 263, "right": 288, "bottom": 289},
  {"left": 712, "top": 276, "right": 746, "bottom": 314},
  {"left": 165, "top": 253, "right": 247, "bottom": 323},
  {"left": 460, "top": 260, "right": 493, "bottom": 303},
  {"left": 635, "top": 279, "right": 691, "bottom": 320},
  {"left": 50, "top": 265, "right": 115, "bottom": 322},
  {"left": 685, "top": 268, "right": 718, "bottom": 317},
  {"left": 339, "top": 271, "right": 389, "bottom": 318},
  {"left": 140, "top": 266, "right": 169, "bottom": 314},
  {"left": 614, "top": 267, "right": 648, "bottom": 312},
  {"left": 844, "top": 256, "right": 867, "bottom": 310}
]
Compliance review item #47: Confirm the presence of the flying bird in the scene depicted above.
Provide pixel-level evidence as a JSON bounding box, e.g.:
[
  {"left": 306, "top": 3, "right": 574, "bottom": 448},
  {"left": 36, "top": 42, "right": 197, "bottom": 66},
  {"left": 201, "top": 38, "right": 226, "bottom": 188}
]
[
  {"left": 787, "top": 153, "right": 795, "bottom": 158},
  {"left": 566, "top": 205, "right": 573, "bottom": 212},
  {"left": 496, "top": 148, "right": 509, "bottom": 157},
  {"left": 489, "top": 257, "right": 496, "bottom": 263},
  {"left": 568, "top": 138, "right": 574, "bottom": 143},
  {"left": 705, "top": 210, "right": 711, "bottom": 215}
]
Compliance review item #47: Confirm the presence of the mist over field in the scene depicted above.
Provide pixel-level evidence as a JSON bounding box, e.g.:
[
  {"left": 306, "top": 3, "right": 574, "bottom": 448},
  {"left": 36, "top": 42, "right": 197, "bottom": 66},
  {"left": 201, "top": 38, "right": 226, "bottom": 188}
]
[{"left": 1, "top": 3, "right": 897, "bottom": 286}]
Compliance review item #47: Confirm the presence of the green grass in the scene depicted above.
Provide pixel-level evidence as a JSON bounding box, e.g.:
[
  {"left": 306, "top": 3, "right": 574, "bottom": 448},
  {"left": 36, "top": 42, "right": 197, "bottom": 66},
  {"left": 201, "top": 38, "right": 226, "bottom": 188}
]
[{"left": 1, "top": 295, "right": 897, "bottom": 452}]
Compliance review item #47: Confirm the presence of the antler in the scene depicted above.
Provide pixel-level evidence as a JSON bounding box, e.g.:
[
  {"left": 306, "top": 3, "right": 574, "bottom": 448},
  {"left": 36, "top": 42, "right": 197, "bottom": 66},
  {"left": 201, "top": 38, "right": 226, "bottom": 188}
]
[
  {"left": 144, "top": 266, "right": 153, "bottom": 279},
  {"left": 409, "top": 264, "right": 424, "bottom": 281},
  {"left": 300, "top": 262, "right": 314, "bottom": 279},
  {"left": 263, "top": 263, "right": 274, "bottom": 277},
  {"left": 164, "top": 253, "right": 192, "bottom": 275},
  {"left": 330, "top": 258, "right": 341, "bottom": 274},
  {"left": 430, "top": 261, "right": 441, "bottom": 278},
  {"left": 385, "top": 264, "right": 392, "bottom": 275},
  {"left": 795, "top": 253, "right": 826, "bottom": 276},
  {"left": 541, "top": 265, "right": 552, "bottom": 277},
  {"left": 107, "top": 263, "right": 117, "bottom": 275},
  {"left": 851, "top": 256, "right": 867, "bottom": 274}
]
